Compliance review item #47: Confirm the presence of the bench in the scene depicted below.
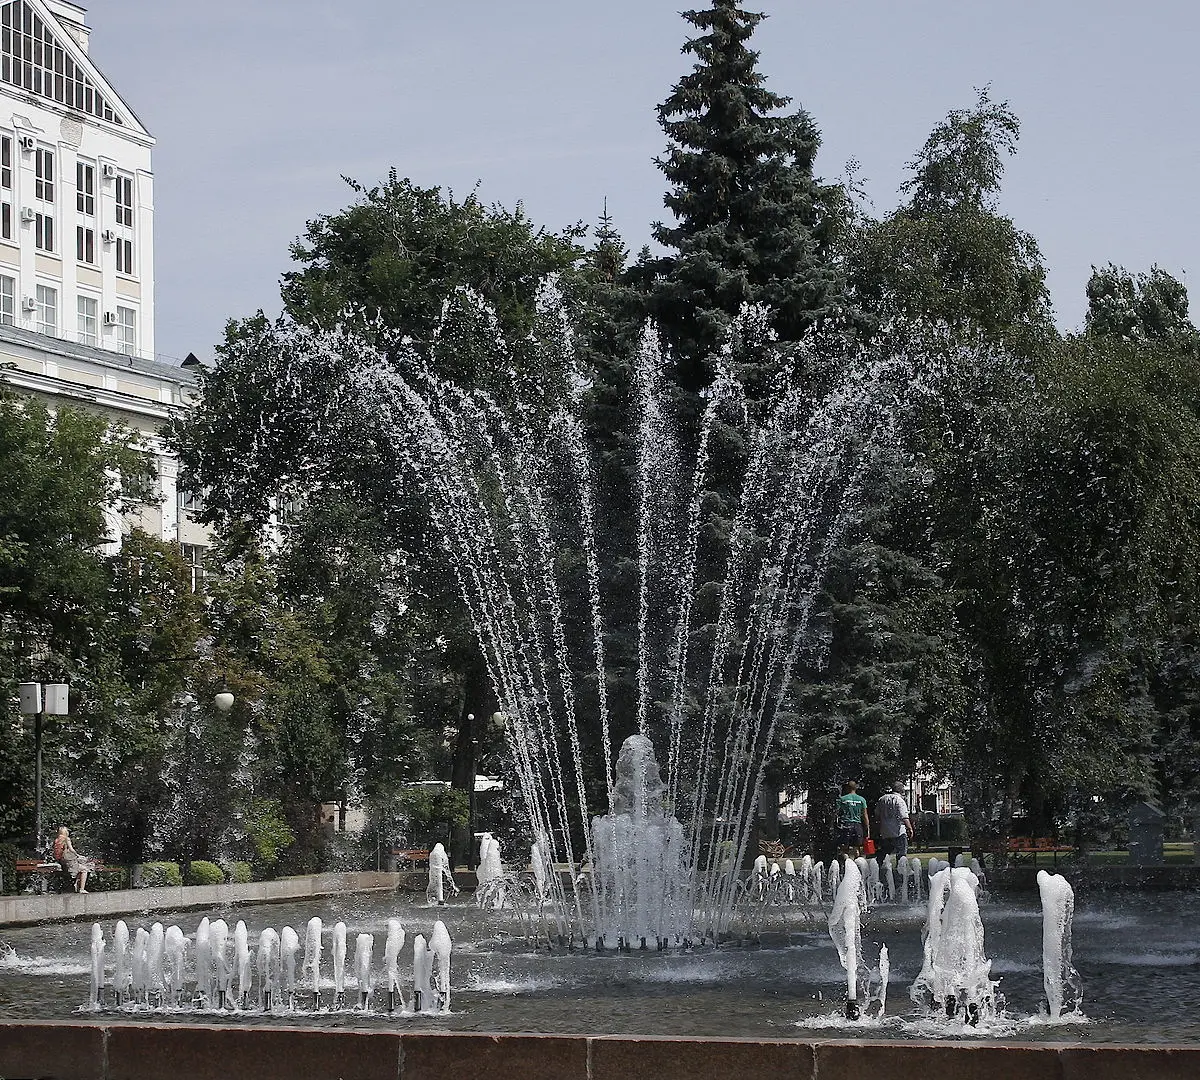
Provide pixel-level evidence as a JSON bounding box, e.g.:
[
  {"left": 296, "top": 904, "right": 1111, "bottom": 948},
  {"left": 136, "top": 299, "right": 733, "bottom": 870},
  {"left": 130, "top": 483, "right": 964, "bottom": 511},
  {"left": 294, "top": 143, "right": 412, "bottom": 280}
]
[
  {"left": 12, "top": 857, "right": 108, "bottom": 893},
  {"left": 392, "top": 848, "right": 431, "bottom": 871},
  {"left": 13, "top": 858, "right": 67, "bottom": 893},
  {"left": 1004, "top": 837, "right": 1074, "bottom": 867}
]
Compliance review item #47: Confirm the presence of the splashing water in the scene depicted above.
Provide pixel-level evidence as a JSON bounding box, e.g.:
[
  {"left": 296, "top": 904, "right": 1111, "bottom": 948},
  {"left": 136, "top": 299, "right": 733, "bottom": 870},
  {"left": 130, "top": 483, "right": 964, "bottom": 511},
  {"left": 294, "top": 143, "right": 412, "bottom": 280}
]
[
  {"left": 910, "top": 866, "right": 998, "bottom": 1026},
  {"left": 228, "top": 285, "right": 944, "bottom": 942},
  {"left": 1037, "top": 870, "right": 1083, "bottom": 1019}
]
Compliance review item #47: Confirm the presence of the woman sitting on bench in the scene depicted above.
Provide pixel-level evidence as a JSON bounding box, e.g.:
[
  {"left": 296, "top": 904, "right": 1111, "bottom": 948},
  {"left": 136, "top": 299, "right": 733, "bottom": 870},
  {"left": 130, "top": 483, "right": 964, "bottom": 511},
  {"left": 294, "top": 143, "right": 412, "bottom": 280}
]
[{"left": 53, "top": 826, "right": 92, "bottom": 893}]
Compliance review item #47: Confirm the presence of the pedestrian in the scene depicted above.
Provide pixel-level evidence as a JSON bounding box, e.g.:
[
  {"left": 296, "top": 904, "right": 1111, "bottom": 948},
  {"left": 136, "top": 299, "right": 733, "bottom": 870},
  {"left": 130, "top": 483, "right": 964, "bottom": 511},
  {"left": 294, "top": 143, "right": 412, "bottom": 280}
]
[
  {"left": 874, "top": 781, "right": 914, "bottom": 864},
  {"left": 836, "top": 780, "right": 870, "bottom": 859}
]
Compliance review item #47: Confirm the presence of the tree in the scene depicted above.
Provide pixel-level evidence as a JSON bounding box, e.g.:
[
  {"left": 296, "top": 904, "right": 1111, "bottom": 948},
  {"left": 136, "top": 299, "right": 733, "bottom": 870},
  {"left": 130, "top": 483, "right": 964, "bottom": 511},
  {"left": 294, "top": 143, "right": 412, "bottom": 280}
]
[
  {"left": 647, "top": 0, "right": 847, "bottom": 388},
  {"left": 850, "top": 89, "right": 1053, "bottom": 350},
  {"left": 282, "top": 171, "right": 585, "bottom": 367},
  {"left": 926, "top": 333, "right": 1200, "bottom": 837},
  {"left": 1085, "top": 263, "right": 1197, "bottom": 343},
  {"left": 0, "top": 393, "right": 152, "bottom": 842}
]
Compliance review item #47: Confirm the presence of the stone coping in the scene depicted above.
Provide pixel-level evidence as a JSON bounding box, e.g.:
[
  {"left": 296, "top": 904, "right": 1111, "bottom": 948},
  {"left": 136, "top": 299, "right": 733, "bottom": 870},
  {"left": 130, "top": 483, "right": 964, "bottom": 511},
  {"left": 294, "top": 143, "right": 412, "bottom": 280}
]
[
  {"left": 0, "top": 1023, "right": 1197, "bottom": 1080},
  {"left": 0, "top": 871, "right": 402, "bottom": 927}
]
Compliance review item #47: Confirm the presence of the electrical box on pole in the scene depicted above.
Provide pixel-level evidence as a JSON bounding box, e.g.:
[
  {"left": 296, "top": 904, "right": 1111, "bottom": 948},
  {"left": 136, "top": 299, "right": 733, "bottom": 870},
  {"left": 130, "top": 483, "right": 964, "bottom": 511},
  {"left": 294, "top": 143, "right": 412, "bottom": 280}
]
[
  {"left": 18, "top": 682, "right": 41, "bottom": 714},
  {"left": 43, "top": 683, "right": 69, "bottom": 715}
]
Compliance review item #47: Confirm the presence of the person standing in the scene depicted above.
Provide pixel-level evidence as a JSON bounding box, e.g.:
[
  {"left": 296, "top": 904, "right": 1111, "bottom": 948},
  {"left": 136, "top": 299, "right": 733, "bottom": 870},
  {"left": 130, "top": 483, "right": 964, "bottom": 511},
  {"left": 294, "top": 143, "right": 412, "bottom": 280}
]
[
  {"left": 836, "top": 781, "right": 870, "bottom": 858},
  {"left": 874, "top": 782, "right": 914, "bottom": 863}
]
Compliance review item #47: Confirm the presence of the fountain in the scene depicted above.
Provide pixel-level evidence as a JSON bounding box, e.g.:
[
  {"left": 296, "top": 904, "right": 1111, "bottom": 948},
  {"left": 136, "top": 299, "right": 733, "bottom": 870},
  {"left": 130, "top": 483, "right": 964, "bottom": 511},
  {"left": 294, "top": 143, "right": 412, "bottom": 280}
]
[
  {"left": 256, "top": 927, "right": 278, "bottom": 1010},
  {"left": 910, "top": 865, "right": 997, "bottom": 1026},
  {"left": 88, "top": 924, "right": 103, "bottom": 1007},
  {"left": 64, "top": 914, "right": 456, "bottom": 1018},
  {"left": 828, "top": 856, "right": 868, "bottom": 1018},
  {"left": 1038, "top": 870, "right": 1082, "bottom": 1019},
  {"left": 304, "top": 917, "right": 323, "bottom": 1009},
  {"left": 426, "top": 843, "right": 458, "bottom": 906},
  {"left": 589, "top": 734, "right": 689, "bottom": 948},
  {"left": 212, "top": 285, "right": 926, "bottom": 944},
  {"left": 331, "top": 921, "right": 347, "bottom": 1008},
  {"left": 384, "top": 918, "right": 406, "bottom": 1012}
]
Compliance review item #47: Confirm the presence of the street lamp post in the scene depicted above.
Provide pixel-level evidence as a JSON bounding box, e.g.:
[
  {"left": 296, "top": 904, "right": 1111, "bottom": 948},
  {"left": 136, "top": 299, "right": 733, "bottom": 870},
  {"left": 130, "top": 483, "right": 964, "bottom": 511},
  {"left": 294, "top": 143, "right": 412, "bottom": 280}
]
[{"left": 18, "top": 681, "right": 69, "bottom": 852}]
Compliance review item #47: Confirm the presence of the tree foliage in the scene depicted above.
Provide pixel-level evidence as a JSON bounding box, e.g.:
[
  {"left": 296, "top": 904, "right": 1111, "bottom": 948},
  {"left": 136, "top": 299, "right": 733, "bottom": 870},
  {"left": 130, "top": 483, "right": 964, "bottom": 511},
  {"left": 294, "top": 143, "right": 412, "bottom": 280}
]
[{"left": 647, "top": 0, "right": 847, "bottom": 386}]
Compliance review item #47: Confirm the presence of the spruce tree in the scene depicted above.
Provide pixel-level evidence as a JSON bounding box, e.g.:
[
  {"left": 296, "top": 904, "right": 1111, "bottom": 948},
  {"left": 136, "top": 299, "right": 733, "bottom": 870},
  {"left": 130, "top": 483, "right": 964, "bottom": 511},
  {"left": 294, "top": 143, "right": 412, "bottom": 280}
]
[{"left": 649, "top": 0, "right": 846, "bottom": 390}]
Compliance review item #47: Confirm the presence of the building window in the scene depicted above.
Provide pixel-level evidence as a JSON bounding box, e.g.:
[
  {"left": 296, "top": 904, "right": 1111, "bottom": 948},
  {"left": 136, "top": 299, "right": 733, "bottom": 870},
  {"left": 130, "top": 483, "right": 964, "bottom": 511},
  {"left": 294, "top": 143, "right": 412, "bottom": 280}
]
[
  {"left": 0, "top": 134, "right": 10, "bottom": 241},
  {"left": 76, "top": 161, "right": 95, "bottom": 215},
  {"left": 115, "top": 175, "right": 133, "bottom": 226},
  {"left": 35, "top": 146, "right": 52, "bottom": 200},
  {"left": 115, "top": 304, "right": 135, "bottom": 355},
  {"left": 35, "top": 283, "right": 55, "bottom": 336},
  {"left": 0, "top": 2, "right": 123, "bottom": 125},
  {"left": 0, "top": 274, "right": 12, "bottom": 325},
  {"left": 34, "top": 145, "right": 53, "bottom": 253},
  {"left": 179, "top": 488, "right": 205, "bottom": 515},
  {"left": 77, "top": 294, "right": 97, "bottom": 346},
  {"left": 34, "top": 212, "right": 52, "bottom": 252},
  {"left": 75, "top": 160, "right": 95, "bottom": 265},
  {"left": 115, "top": 173, "right": 134, "bottom": 275},
  {"left": 76, "top": 224, "right": 93, "bottom": 264},
  {"left": 180, "top": 543, "right": 206, "bottom": 593}
]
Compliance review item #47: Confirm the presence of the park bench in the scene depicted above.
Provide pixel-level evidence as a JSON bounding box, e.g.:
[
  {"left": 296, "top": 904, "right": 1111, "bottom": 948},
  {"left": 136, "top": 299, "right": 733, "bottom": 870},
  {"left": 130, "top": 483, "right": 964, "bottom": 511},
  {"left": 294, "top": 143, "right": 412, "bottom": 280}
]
[
  {"left": 392, "top": 848, "right": 431, "bottom": 871},
  {"left": 11, "top": 856, "right": 108, "bottom": 893},
  {"left": 1004, "top": 836, "right": 1074, "bottom": 867},
  {"left": 12, "top": 858, "right": 66, "bottom": 893}
]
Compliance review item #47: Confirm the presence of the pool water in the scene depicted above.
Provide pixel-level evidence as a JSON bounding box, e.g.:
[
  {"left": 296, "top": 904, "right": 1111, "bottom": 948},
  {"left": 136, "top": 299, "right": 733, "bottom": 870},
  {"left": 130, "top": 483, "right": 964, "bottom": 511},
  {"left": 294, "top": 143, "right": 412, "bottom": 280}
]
[{"left": 2, "top": 888, "right": 1198, "bottom": 1043}]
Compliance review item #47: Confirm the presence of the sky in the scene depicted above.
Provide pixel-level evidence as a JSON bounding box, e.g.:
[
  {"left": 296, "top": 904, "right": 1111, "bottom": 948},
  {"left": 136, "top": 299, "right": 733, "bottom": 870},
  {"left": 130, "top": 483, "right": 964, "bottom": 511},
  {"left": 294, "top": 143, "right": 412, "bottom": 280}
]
[{"left": 85, "top": 1, "right": 1200, "bottom": 364}]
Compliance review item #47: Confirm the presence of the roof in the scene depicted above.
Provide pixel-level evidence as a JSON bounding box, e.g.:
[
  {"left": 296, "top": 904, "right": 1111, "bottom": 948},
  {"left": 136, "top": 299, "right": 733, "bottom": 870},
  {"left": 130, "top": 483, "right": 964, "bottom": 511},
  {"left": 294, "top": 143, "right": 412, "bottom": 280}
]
[{"left": 0, "top": 322, "right": 198, "bottom": 386}]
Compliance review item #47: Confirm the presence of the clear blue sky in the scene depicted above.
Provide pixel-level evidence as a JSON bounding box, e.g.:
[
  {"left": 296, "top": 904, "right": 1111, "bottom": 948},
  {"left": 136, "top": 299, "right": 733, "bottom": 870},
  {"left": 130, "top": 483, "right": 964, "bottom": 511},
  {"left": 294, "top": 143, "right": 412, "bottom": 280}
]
[{"left": 90, "top": 1, "right": 1199, "bottom": 363}]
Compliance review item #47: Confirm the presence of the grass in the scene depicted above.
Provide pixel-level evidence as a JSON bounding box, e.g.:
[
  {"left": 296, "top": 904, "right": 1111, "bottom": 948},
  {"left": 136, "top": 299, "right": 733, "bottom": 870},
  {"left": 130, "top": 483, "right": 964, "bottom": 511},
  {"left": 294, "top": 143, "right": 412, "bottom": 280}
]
[{"left": 909, "top": 842, "right": 1197, "bottom": 867}]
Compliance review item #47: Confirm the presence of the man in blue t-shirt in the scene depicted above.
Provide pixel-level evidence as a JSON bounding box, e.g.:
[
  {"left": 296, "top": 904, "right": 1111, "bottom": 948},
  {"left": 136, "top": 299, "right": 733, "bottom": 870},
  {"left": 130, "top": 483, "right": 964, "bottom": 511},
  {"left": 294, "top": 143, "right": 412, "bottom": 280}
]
[{"left": 836, "top": 780, "right": 870, "bottom": 858}]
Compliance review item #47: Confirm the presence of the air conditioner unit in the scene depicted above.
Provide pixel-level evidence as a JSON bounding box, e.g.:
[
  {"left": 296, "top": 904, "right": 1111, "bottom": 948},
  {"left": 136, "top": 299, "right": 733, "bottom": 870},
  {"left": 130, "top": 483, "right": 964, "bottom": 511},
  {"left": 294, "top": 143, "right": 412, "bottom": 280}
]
[
  {"left": 100, "top": 228, "right": 116, "bottom": 243},
  {"left": 21, "top": 296, "right": 37, "bottom": 312},
  {"left": 100, "top": 162, "right": 117, "bottom": 180},
  {"left": 103, "top": 310, "right": 117, "bottom": 326},
  {"left": 17, "top": 134, "right": 35, "bottom": 152},
  {"left": 19, "top": 206, "right": 35, "bottom": 223}
]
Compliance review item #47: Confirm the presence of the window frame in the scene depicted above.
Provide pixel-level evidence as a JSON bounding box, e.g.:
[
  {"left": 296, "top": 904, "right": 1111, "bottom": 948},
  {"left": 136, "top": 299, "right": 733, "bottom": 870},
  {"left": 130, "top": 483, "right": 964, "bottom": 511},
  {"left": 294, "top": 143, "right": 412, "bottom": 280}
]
[
  {"left": 34, "top": 282, "right": 56, "bottom": 336},
  {"left": 0, "top": 274, "right": 13, "bottom": 325},
  {"left": 76, "top": 293, "right": 97, "bottom": 346},
  {"left": 114, "top": 302, "right": 135, "bottom": 356}
]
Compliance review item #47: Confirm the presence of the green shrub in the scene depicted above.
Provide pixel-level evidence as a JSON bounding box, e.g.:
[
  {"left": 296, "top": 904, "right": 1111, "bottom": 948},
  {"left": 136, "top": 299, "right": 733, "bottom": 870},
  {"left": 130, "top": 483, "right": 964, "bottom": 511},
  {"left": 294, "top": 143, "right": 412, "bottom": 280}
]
[
  {"left": 243, "top": 797, "right": 294, "bottom": 875},
  {"left": 185, "top": 860, "right": 225, "bottom": 886},
  {"left": 229, "top": 861, "right": 253, "bottom": 884},
  {"left": 138, "top": 861, "right": 182, "bottom": 887}
]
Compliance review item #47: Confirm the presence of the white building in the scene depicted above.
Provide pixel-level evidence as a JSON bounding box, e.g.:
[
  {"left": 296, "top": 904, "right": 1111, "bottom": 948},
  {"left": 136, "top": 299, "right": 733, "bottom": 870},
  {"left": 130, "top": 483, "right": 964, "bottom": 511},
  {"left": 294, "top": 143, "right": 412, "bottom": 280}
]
[
  {"left": 0, "top": 1, "right": 209, "bottom": 577},
  {"left": 0, "top": 0, "right": 153, "bottom": 359}
]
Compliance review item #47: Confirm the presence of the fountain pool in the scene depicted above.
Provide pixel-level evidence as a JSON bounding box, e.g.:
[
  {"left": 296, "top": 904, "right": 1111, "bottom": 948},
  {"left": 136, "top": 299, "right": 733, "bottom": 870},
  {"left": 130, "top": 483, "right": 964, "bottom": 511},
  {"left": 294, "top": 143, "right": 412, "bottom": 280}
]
[{"left": 3, "top": 887, "right": 1199, "bottom": 1044}]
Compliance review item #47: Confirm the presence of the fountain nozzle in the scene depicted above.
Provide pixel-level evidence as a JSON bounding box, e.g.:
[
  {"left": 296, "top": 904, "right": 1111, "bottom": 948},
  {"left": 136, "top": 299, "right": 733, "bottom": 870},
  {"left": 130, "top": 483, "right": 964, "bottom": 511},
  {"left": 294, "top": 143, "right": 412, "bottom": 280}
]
[{"left": 844, "top": 998, "right": 860, "bottom": 1021}]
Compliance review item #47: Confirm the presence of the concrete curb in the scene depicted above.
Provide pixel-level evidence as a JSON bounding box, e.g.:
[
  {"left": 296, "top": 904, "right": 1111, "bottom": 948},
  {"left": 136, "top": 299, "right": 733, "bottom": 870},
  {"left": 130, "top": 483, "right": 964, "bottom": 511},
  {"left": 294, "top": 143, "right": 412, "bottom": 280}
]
[
  {"left": 0, "top": 871, "right": 403, "bottom": 926},
  {"left": 1, "top": 1023, "right": 1198, "bottom": 1080}
]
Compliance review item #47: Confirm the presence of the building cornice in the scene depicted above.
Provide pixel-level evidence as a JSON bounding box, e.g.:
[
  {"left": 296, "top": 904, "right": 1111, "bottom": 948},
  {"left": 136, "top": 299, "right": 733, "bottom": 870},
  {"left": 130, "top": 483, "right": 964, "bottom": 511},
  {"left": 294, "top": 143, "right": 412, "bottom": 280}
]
[{"left": 0, "top": 364, "right": 186, "bottom": 424}]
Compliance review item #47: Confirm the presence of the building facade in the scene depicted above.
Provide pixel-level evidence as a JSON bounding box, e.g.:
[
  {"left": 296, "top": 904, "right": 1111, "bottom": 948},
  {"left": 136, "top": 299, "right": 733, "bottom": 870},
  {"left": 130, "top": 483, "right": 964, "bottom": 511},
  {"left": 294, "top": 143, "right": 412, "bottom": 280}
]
[
  {"left": 0, "top": 1, "right": 209, "bottom": 572},
  {"left": 0, "top": 0, "right": 153, "bottom": 359}
]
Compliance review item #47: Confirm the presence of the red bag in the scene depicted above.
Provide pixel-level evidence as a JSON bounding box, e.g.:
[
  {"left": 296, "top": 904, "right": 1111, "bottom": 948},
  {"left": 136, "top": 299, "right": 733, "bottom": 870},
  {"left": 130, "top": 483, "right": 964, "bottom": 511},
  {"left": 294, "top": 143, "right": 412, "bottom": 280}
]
[{"left": 863, "top": 838, "right": 876, "bottom": 856}]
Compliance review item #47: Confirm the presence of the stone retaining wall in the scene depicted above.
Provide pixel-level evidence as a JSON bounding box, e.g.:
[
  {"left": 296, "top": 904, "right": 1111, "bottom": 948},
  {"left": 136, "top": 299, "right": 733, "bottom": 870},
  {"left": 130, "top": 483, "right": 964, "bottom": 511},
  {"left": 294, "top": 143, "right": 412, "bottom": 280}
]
[
  {"left": 0, "top": 871, "right": 402, "bottom": 927},
  {"left": 1, "top": 1023, "right": 1197, "bottom": 1080}
]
